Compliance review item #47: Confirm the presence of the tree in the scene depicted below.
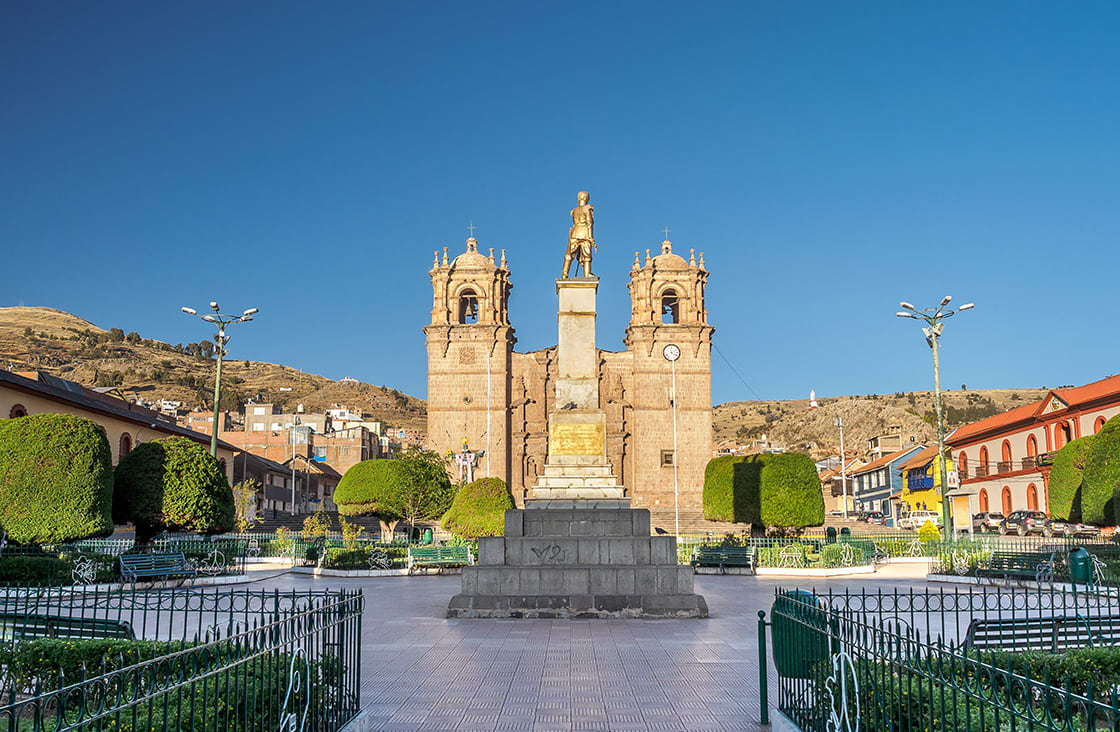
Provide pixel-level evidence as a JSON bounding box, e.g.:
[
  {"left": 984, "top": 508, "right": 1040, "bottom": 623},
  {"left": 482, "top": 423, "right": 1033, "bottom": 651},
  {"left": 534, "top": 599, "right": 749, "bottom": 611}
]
[
  {"left": 441, "top": 477, "right": 514, "bottom": 537},
  {"left": 394, "top": 447, "right": 455, "bottom": 537},
  {"left": 0, "top": 414, "right": 114, "bottom": 544},
  {"left": 113, "top": 436, "right": 235, "bottom": 543},
  {"left": 334, "top": 459, "right": 407, "bottom": 541},
  {"left": 108, "top": 327, "right": 125, "bottom": 342},
  {"left": 1083, "top": 415, "right": 1120, "bottom": 525},
  {"left": 702, "top": 453, "right": 824, "bottom": 532},
  {"left": 231, "top": 479, "right": 260, "bottom": 533},
  {"left": 125, "top": 331, "right": 141, "bottom": 344},
  {"left": 1048, "top": 435, "right": 1095, "bottom": 521}
]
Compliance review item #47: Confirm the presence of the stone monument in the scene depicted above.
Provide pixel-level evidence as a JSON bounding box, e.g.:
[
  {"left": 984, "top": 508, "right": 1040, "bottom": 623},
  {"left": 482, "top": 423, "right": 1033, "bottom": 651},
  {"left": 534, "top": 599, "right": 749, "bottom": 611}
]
[{"left": 447, "top": 192, "right": 708, "bottom": 618}]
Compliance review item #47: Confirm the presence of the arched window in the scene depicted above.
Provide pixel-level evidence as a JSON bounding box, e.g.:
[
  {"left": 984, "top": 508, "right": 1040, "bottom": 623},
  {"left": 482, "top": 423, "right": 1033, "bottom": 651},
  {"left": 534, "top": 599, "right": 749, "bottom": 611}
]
[
  {"left": 979, "top": 446, "right": 989, "bottom": 475},
  {"left": 457, "top": 289, "right": 479, "bottom": 324},
  {"left": 8, "top": 404, "right": 27, "bottom": 418},
  {"left": 1001, "top": 440, "right": 1012, "bottom": 463},
  {"left": 661, "top": 289, "right": 680, "bottom": 324},
  {"left": 1026, "top": 435, "right": 1038, "bottom": 458},
  {"left": 119, "top": 432, "right": 132, "bottom": 458},
  {"left": 1001, "top": 486, "right": 1012, "bottom": 515},
  {"left": 979, "top": 488, "right": 989, "bottom": 513},
  {"left": 1055, "top": 421, "right": 1072, "bottom": 449},
  {"left": 1027, "top": 483, "right": 1039, "bottom": 511},
  {"left": 1095, "top": 416, "right": 1108, "bottom": 434},
  {"left": 958, "top": 452, "right": 968, "bottom": 477}
]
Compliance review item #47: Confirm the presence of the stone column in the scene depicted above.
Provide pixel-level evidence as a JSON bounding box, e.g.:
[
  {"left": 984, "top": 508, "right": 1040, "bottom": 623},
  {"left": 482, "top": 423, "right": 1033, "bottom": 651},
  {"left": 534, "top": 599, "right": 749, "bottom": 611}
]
[{"left": 555, "top": 277, "right": 599, "bottom": 409}]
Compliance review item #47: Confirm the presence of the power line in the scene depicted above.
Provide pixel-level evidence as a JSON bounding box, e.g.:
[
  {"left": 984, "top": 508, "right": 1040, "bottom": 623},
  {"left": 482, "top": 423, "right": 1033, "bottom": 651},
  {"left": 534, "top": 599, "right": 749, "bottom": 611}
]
[{"left": 712, "top": 342, "right": 765, "bottom": 402}]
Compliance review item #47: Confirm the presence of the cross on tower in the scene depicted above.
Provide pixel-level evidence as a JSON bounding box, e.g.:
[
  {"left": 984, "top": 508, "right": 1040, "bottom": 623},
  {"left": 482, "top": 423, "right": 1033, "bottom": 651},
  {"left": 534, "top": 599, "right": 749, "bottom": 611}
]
[
  {"left": 467, "top": 221, "right": 477, "bottom": 237},
  {"left": 662, "top": 225, "right": 671, "bottom": 240}
]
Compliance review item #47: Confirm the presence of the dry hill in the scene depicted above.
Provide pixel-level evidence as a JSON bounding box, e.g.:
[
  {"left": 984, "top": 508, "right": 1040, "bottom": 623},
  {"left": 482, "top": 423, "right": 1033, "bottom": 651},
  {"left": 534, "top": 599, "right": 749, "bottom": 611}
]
[{"left": 0, "top": 307, "right": 426, "bottom": 429}]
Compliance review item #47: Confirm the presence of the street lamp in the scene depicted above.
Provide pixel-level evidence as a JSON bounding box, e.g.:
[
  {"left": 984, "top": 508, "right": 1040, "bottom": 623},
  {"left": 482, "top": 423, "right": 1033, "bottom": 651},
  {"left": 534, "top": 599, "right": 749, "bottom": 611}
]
[
  {"left": 835, "top": 416, "right": 848, "bottom": 519},
  {"left": 181, "top": 302, "right": 259, "bottom": 457},
  {"left": 896, "top": 296, "right": 974, "bottom": 539}
]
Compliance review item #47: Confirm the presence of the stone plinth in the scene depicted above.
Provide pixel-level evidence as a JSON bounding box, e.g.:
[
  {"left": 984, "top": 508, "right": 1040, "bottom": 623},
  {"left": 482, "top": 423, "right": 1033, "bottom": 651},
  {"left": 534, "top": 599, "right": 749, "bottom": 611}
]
[
  {"left": 447, "top": 508, "right": 708, "bottom": 619},
  {"left": 555, "top": 278, "right": 599, "bottom": 409}
]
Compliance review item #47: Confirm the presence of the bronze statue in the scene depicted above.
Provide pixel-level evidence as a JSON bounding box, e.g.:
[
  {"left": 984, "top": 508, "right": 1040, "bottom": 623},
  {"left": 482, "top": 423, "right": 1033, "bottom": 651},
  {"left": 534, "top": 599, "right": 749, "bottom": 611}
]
[{"left": 562, "top": 191, "right": 595, "bottom": 278}]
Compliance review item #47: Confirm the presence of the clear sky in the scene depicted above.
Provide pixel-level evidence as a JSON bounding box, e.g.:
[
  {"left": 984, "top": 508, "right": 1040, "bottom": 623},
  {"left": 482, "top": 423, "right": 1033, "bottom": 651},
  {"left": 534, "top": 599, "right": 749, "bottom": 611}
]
[{"left": 3, "top": 2, "right": 1118, "bottom": 404}]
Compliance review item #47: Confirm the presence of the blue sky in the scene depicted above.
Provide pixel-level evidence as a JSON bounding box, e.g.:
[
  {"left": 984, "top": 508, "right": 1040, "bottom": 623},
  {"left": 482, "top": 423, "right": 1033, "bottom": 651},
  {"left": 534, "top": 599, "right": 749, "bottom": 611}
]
[{"left": 3, "top": 2, "right": 1118, "bottom": 404}]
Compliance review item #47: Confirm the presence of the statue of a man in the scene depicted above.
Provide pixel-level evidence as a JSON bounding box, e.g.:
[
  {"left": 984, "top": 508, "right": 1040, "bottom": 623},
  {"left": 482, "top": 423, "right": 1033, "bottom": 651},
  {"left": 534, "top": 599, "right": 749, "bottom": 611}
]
[{"left": 562, "top": 191, "right": 595, "bottom": 278}]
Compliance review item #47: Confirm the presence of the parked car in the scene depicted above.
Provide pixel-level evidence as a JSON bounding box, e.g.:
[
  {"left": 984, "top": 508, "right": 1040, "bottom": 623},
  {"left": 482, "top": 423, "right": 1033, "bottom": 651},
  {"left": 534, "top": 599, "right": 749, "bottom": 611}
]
[
  {"left": 1042, "top": 518, "right": 1101, "bottom": 538},
  {"left": 999, "top": 510, "right": 1049, "bottom": 536},
  {"left": 863, "top": 511, "right": 887, "bottom": 525},
  {"left": 972, "top": 512, "right": 1005, "bottom": 533},
  {"left": 899, "top": 510, "right": 942, "bottom": 530}
]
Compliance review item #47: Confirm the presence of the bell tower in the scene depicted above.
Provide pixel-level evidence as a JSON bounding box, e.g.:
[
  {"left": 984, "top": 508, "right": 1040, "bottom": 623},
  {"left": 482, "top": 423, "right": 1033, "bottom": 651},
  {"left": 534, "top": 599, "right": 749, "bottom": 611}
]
[
  {"left": 624, "top": 239, "right": 714, "bottom": 516},
  {"left": 424, "top": 237, "right": 515, "bottom": 484}
]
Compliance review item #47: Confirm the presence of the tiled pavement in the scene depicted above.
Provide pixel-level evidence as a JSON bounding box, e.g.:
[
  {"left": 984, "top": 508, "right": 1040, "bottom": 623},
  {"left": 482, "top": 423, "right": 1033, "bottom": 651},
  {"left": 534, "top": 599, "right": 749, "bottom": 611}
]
[{"left": 251, "top": 564, "right": 936, "bottom": 731}]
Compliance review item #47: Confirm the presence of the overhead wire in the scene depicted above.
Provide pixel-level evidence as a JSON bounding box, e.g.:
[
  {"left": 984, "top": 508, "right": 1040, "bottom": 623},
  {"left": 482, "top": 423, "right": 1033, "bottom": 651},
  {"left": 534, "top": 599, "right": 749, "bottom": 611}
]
[{"left": 712, "top": 342, "right": 765, "bottom": 402}]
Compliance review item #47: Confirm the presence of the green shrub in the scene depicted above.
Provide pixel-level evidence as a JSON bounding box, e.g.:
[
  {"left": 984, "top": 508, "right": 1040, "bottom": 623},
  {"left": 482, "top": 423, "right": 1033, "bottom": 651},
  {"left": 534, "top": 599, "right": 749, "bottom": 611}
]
[
  {"left": 0, "top": 556, "right": 71, "bottom": 586},
  {"left": 334, "top": 459, "right": 408, "bottom": 520},
  {"left": 1049, "top": 435, "right": 1095, "bottom": 521},
  {"left": 441, "top": 477, "right": 514, "bottom": 537},
  {"left": 113, "top": 437, "right": 235, "bottom": 544},
  {"left": 820, "top": 543, "right": 865, "bottom": 567},
  {"left": 0, "top": 413, "right": 113, "bottom": 543},
  {"left": 702, "top": 454, "right": 824, "bottom": 528},
  {"left": 917, "top": 521, "right": 940, "bottom": 542},
  {"left": 1083, "top": 415, "right": 1120, "bottom": 525}
]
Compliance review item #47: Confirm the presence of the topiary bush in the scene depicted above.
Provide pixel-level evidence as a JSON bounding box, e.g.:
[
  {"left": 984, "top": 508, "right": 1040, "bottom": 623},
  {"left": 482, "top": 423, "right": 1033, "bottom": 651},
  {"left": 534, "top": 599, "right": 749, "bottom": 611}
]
[
  {"left": 702, "top": 453, "right": 824, "bottom": 529},
  {"left": 0, "top": 413, "right": 114, "bottom": 544},
  {"left": 113, "top": 437, "right": 234, "bottom": 544},
  {"left": 334, "top": 459, "right": 408, "bottom": 541},
  {"left": 1049, "top": 435, "right": 1095, "bottom": 521},
  {"left": 441, "top": 477, "right": 514, "bottom": 538},
  {"left": 1084, "top": 415, "right": 1120, "bottom": 525},
  {"left": 918, "top": 521, "right": 940, "bottom": 543},
  {"left": 0, "top": 556, "right": 71, "bottom": 586}
]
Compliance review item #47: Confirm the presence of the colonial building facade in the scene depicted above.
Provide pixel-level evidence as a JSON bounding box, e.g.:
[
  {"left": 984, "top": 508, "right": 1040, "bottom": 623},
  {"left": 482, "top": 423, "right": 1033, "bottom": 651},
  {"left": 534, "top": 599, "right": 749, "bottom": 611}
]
[{"left": 425, "top": 236, "right": 714, "bottom": 524}]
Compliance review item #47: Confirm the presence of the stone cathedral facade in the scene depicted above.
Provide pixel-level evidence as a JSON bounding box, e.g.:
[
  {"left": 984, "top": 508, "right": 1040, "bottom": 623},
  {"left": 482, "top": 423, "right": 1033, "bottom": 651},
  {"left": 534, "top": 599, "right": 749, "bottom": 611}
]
[{"left": 424, "top": 236, "right": 713, "bottom": 524}]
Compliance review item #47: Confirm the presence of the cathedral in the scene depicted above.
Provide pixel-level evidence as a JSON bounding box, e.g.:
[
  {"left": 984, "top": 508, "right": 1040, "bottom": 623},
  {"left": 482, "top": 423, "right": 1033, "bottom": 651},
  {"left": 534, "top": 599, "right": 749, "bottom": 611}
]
[{"left": 424, "top": 227, "right": 714, "bottom": 526}]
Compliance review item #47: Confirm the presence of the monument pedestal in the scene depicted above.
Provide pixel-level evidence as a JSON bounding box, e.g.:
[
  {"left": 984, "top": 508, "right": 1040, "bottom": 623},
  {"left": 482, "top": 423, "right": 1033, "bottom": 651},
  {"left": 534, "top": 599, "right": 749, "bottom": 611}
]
[{"left": 447, "top": 223, "right": 707, "bottom": 619}]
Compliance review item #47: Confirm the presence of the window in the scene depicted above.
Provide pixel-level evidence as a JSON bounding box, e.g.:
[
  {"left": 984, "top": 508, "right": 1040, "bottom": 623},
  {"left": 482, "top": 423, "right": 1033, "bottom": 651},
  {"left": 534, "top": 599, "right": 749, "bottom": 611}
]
[
  {"left": 1001, "top": 486, "right": 1012, "bottom": 515},
  {"left": 458, "top": 289, "right": 479, "bottom": 324},
  {"left": 119, "top": 432, "right": 132, "bottom": 458},
  {"left": 252, "top": 423, "right": 265, "bottom": 432},
  {"left": 958, "top": 452, "right": 968, "bottom": 475},
  {"left": 1001, "top": 440, "right": 1012, "bottom": 464},
  {"left": 660, "top": 450, "right": 674, "bottom": 467},
  {"left": 313, "top": 447, "right": 327, "bottom": 458},
  {"left": 219, "top": 458, "right": 227, "bottom": 474},
  {"left": 661, "top": 289, "right": 680, "bottom": 324},
  {"left": 253, "top": 407, "right": 266, "bottom": 415},
  {"left": 8, "top": 404, "right": 27, "bottom": 418},
  {"left": 1027, "top": 483, "right": 1038, "bottom": 511},
  {"left": 979, "top": 488, "right": 989, "bottom": 513},
  {"left": 1026, "top": 435, "right": 1038, "bottom": 458},
  {"left": 1096, "top": 416, "right": 1108, "bottom": 433},
  {"left": 979, "top": 446, "right": 989, "bottom": 471}
]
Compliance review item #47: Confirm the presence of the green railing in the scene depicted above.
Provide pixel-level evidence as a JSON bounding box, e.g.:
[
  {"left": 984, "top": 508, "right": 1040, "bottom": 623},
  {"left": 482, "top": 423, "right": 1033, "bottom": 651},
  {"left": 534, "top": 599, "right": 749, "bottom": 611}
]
[
  {"left": 0, "top": 587, "right": 364, "bottom": 731},
  {"left": 763, "top": 586, "right": 1120, "bottom": 730}
]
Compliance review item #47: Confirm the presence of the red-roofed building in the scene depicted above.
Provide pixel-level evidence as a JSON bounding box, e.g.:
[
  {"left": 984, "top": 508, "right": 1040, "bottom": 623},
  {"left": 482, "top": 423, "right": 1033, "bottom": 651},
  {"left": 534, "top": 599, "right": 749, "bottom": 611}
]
[{"left": 947, "top": 373, "right": 1120, "bottom": 523}]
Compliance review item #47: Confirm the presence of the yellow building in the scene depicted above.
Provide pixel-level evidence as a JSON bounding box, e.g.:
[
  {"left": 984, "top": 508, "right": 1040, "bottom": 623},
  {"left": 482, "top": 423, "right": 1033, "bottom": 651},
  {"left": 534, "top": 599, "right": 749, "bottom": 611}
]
[
  {"left": 895, "top": 445, "right": 957, "bottom": 519},
  {"left": 1, "top": 370, "right": 237, "bottom": 483}
]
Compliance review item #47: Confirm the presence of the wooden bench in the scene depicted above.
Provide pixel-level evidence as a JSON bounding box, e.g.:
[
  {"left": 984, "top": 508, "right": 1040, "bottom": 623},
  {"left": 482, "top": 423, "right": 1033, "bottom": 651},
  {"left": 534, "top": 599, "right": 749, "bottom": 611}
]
[
  {"left": 690, "top": 546, "right": 757, "bottom": 574},
  {"left": 407, "top": 545, "right": 473, "bottom": 575},
  {"left": 0, "top": 613, "right": 134, "bottom": 641},
  {"left": 965, "top": 613, "right": 1120, "bottom": 652},
  {"left": 119, "top": 552, "right": 197, "bottom": 584},
  {"left": 976, "top": 551, "right": 1055, "bottom": 582}
]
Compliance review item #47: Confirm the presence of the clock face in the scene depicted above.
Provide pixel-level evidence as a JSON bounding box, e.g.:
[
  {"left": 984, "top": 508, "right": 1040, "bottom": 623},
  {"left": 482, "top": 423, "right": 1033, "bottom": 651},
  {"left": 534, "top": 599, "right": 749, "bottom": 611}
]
[{"left": 663, "top": 344, "right": 681, "bottom": 362}]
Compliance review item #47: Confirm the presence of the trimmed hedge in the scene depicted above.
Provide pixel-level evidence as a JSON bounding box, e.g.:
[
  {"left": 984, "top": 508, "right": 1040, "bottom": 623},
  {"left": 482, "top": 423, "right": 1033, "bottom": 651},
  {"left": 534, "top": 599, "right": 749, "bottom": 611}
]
[
  {"left": 1048, "top": 435, "right": 1095, "bottom": 521},
  {"left": 0, "top": 556, "right": 70, "bottom": 586},
  {"left": 113, "top": 437, "right": 234, "bottom": 544},
  {"left": 0, "top": 413, "right": 114, "bottom": 544},
  {"left": 334, "top": 459, "right": 407, "bottom": 520},
  {"left": 702, "top": 453, "right": 824, "bottom": 528},
  {"left": 1085, "top": 415, "right": 1120, "bottom": 525},
  {"left": 441, "top": 477, "right": 514, "bottom": 538}
]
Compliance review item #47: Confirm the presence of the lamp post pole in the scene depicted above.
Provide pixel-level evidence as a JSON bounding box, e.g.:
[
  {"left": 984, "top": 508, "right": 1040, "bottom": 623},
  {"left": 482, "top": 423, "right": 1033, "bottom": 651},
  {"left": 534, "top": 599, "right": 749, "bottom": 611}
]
[
  {"left": 836, "top": 417, "right": 848, "bottom": 519},
  {"left": 896, "top": 297, "right": 974, "bottom": 541},
  {"left": 663, "top": 344, "right": 682, "bottom": 537},
  {"left": 181, "top": 302, "right": 258, "bottom": 457}
]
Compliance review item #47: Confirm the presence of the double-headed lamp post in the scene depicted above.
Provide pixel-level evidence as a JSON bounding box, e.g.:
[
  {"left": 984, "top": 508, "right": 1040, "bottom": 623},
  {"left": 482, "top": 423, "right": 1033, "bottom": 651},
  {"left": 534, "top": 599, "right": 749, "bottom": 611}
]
[
  {"left": 896, "top": 296, "right": 973, "bottom": 540},
  {"left": 181, "top": 302, "right": 259, "bottom": 457}
]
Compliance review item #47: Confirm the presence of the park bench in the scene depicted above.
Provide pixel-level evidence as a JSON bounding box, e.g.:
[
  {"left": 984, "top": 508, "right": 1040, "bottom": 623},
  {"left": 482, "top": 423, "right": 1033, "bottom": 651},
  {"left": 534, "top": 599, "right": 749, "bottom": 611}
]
[
  {"left": 976, "top": 551, "right": 1056, "bottom": 583},
  {"left": 690, "top": 546, "right": 756, "bottom": 574},
  {"left": 0, "top": 613, "right": 134, "bottom": 641},
  {"left": 119, "top": 552, "right": 197, "bottom": 584},
  {"left": 965, "top": 613, "right": 1120, "bottom": 652},
  {"left": 407, "top": 545, "right": 473, "bottom": 575}
]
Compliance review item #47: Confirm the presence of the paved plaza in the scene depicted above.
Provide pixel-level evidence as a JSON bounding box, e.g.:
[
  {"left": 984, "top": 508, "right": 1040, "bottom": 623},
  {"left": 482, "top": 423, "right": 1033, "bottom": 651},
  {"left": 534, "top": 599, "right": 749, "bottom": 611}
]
[{"left": 249, "top": 564, "right": 935, "bottom": 731}]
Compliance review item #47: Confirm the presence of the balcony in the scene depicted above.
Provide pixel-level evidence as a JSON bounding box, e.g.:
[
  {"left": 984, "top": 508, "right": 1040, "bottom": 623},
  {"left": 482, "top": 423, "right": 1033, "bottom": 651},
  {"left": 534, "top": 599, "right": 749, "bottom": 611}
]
[
  {"left": 907, "top": 476, "right": 934, "bottom": 491},
  {"left": 967, "top": 458, "right": 1043, "bottom": 479}
]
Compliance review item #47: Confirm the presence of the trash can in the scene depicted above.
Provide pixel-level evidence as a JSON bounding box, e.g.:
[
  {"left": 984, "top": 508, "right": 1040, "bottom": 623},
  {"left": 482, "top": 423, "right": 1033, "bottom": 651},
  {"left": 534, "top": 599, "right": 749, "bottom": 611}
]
[
  {"left": 840, "top": 526, "right": 851, "bottom": 537},
  {"left": 826, "top": 527, "right": 837, "bottom": 544},
  {"left": 770, "top": 590, "right": 837, "bottom": 679},
  {"left": 423, "top": 528, "right": 434, "bottom": 545},
  {"left": 1069, "top": 547, "right": 1093, "bottom": 586}
]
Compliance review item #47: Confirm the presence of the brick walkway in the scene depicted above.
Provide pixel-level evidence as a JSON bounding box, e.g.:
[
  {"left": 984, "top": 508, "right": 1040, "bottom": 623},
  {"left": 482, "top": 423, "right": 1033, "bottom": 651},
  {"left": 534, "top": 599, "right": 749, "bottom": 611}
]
[{"left": 253, "top": 565, "right": 934, "bottom": 731}]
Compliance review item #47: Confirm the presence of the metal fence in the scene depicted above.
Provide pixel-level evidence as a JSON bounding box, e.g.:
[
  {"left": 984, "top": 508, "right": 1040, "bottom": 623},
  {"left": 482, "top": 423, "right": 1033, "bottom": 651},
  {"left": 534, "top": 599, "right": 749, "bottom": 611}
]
[
  {"left": 0, "top": 587, "right": 364, "bottom": 731},
  {"left": 761, "top": 585, "right": 1120, "bottom": 730}
]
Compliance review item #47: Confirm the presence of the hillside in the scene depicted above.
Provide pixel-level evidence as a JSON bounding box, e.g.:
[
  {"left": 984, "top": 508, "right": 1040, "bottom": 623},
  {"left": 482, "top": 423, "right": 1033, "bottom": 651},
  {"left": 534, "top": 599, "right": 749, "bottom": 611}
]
[
  {"left": 0, "top": 307, "right": 426, "bottom": 429},
  {"left": 714, "top": 388, "right": 1050, "bottom": 458}
]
